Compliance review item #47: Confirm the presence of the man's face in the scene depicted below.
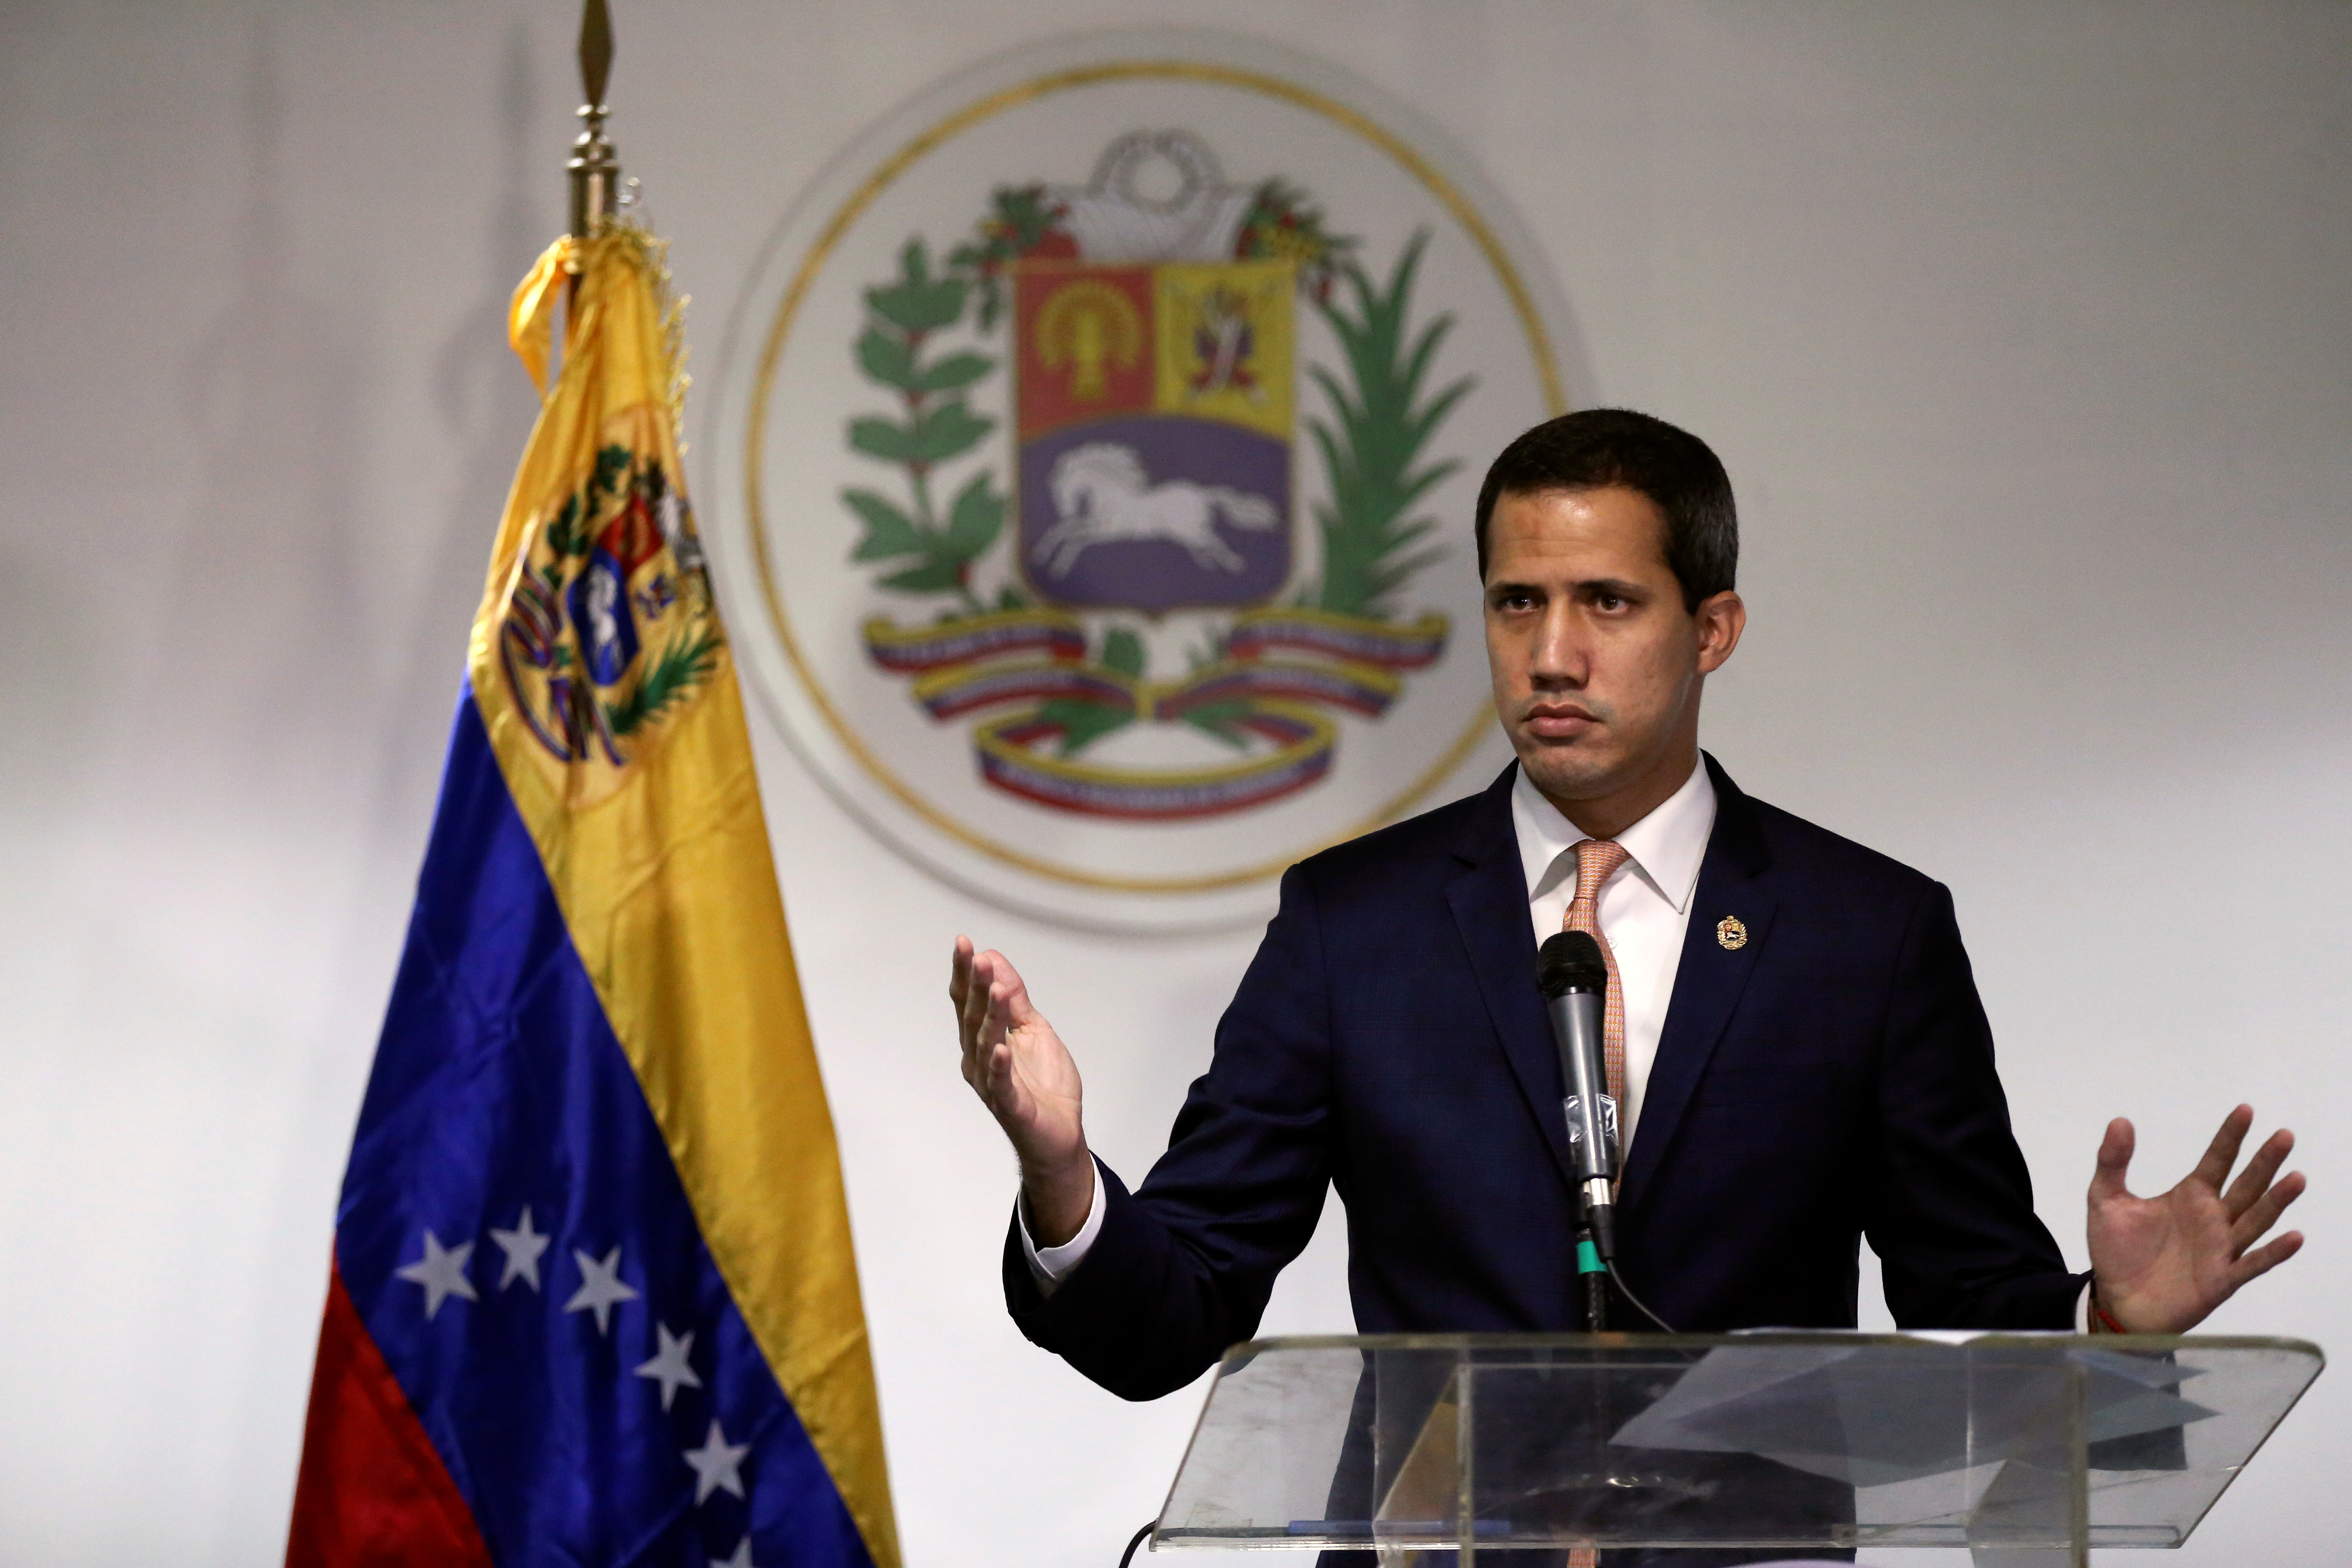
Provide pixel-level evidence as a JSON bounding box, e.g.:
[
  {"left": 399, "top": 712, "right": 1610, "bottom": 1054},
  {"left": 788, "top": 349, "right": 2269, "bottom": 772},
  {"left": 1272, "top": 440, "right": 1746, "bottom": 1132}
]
[{"left": 1483, "top": 485, "right": 1744, "bottom": 812}]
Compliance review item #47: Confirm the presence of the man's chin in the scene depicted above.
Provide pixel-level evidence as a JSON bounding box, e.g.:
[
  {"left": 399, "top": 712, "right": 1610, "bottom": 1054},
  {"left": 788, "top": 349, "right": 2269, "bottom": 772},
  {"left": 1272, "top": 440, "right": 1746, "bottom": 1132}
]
[{"left": 1514, "top": 742, "right": 1622, "bottom": 805}]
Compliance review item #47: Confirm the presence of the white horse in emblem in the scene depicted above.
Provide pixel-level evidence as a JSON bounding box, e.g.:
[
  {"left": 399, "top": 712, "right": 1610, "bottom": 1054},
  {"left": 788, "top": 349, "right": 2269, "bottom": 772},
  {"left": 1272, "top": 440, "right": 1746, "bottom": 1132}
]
[{"left": 1032, "top": 442, "right": 1280, "bottom": 577}]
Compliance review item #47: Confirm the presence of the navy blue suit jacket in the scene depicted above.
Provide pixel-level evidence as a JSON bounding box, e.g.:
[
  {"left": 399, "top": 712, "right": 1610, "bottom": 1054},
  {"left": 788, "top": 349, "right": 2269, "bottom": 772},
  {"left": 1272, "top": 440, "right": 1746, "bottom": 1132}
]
[{"left": 1007, "top": 756, "right": 2086, "bottom": 1400}]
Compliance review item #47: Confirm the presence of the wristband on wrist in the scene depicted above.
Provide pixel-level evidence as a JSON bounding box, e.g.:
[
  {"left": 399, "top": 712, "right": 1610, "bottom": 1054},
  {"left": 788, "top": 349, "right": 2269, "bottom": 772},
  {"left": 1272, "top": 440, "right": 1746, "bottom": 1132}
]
[{"left": 2090, "top": 1286, "right": 2126, "bottom": 1335}]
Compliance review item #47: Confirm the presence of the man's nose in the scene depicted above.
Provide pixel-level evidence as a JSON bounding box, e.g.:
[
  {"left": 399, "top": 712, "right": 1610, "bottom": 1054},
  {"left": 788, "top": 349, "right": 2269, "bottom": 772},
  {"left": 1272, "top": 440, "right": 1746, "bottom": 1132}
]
[{"left": 1527, "top": 604, "right": 1586, "bottom": 687}]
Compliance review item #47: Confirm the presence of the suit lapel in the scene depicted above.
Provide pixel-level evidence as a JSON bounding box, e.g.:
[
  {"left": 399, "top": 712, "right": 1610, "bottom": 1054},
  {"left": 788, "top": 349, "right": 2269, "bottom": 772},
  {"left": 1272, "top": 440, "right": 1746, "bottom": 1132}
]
[
  {"left": 1444, "top": 766, "right": 1578, "bottom": 1191},
  {"left": 1618, "top": 754, "right": 1777, "bottom": 1217}
]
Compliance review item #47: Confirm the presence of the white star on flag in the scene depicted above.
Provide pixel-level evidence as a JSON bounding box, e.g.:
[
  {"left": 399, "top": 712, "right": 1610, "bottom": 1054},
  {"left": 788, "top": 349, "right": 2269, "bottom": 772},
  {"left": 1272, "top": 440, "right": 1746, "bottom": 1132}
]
[
  {"left": 634, "top": 1321, "right": 704, "bottom": 1411},
  {"left": 488, "top": 1206, "right": 551, "bottom": 1292},
  {"left": 717, "top": 1537, "right": 756, "bottom": 1568},
  {"left": 564, "top": 1245, "right": 640, "bottom": 1336},
  {"left": 684, "top": 1418, "right": 750, "bottom": 1504},
  {"left": 394, "top": 1229, "right": 478, "bottom": 1320}
]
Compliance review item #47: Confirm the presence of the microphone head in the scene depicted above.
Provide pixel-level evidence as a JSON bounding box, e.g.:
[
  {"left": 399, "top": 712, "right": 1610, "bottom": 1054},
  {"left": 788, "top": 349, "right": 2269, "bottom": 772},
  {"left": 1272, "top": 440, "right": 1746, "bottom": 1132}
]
[{"left": 1539, "top": 930, "right": 1608, "bottom": 998}]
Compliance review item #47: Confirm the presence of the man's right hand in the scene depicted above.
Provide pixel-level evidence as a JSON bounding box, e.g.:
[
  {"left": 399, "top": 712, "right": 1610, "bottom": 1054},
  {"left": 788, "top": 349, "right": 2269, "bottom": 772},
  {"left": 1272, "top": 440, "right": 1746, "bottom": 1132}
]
[{"left": 951, "top": 936, "right": 1094, "bottom": 1246}]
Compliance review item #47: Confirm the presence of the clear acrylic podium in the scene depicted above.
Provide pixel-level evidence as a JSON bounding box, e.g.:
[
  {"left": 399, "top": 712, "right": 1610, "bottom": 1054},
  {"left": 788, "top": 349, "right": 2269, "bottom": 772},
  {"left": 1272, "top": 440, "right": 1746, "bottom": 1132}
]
[{"left": 1152, "top": 1333, "right": 2321, "bottom": 1565}]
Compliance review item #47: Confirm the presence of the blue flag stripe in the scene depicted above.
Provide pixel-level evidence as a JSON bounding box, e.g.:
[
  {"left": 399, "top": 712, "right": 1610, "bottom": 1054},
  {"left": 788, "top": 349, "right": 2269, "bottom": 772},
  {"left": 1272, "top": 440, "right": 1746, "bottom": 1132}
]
[{"left": 334, "top": 692, "right": 875, "bottom": 1568}]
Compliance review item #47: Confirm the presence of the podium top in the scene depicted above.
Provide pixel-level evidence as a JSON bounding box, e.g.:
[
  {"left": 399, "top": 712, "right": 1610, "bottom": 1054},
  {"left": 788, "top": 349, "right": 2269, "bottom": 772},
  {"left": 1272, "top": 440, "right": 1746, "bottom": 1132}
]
[{"left": 1155, "top": 1332, "right": 2321, "bottom": 1555}]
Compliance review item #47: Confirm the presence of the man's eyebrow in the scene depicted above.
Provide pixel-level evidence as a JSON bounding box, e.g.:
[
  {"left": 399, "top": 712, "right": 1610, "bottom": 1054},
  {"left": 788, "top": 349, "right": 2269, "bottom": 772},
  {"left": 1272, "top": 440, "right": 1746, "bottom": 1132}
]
[
  {"left": 1571, "top": 576, "right": 1651, "bottom": 598},
  {"left": 1484, "top": 574, "right": 1654, "bottom": 598}
]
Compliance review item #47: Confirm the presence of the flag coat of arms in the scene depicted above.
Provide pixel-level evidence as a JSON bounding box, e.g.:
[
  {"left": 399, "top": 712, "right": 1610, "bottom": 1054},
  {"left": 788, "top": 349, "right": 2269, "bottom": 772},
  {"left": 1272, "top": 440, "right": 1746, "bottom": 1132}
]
[{"left": 285, "top": 227, "right": 898, "bottom": 1568}]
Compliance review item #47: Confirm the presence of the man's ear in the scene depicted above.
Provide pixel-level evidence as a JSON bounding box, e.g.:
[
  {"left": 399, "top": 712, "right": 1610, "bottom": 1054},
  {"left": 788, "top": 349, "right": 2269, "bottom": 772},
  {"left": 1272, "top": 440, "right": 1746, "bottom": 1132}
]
[{"left": 1694, "top": 590, "right": 1746, "bottom": 674}]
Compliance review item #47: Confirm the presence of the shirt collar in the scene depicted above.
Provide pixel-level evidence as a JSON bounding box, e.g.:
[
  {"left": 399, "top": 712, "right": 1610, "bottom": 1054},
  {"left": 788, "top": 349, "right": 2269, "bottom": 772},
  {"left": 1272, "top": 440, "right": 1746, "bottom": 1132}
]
[{"left": 1511, "top": 755, "right": 1718, "bottom": 914}]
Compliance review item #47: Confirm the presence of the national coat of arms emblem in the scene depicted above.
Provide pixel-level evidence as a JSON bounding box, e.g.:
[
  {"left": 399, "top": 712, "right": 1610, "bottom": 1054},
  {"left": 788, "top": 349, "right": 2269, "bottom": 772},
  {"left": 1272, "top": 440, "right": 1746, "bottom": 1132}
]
[
  {"left": 842, "top": 131, "right": 1461, "bottom": 821},
  {"left": 711, "top": 34, "right": 1571, "bottom": 929}
]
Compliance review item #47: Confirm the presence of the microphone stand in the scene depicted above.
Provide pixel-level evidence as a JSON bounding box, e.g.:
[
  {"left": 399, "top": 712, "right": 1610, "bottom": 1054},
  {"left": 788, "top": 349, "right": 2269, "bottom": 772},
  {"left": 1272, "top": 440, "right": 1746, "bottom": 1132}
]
[{"left": 1578, "top": 1213, "right": 1610, "bottom": 1332}]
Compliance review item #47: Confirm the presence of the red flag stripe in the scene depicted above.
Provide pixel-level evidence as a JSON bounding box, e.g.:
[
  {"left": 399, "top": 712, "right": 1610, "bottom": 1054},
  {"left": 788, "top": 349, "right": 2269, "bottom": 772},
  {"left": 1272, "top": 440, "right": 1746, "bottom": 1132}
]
[{"left": 285, "top": 1256, "right": 493, "bottom": 1568}]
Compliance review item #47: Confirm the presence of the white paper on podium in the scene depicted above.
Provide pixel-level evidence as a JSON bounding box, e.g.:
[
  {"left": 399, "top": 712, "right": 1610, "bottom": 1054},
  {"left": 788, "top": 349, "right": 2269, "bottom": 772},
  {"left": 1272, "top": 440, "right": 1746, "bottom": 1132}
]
[{"left": 1607, "top": 1339, "right": 2214, "bottom": 1488}]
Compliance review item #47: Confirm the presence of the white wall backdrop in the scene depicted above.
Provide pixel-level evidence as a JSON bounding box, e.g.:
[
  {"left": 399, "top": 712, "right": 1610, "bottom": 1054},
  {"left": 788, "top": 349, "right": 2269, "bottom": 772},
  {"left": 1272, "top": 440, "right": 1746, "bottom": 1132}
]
[{"left": 2, "top": 3, "right": 2346, "bottom": 1565}]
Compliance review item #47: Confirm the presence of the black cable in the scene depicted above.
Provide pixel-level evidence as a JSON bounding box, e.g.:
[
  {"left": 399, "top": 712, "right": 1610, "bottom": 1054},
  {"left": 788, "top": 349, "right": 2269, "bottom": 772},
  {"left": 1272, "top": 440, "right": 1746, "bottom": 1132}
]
[
  {"left": 1116, "top": 1520, "right": 1155, "bottom": 1568},
  {"left": 1605, "top": 1257, "right": 1678, "bottom": 1334}
]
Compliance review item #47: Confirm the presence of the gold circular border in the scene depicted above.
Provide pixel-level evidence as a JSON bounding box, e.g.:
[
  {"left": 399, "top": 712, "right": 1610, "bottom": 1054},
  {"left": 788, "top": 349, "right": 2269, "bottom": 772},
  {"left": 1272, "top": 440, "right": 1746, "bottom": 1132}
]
[{"left": 745, "top": 58, "right": 1566, "bottom": 894}]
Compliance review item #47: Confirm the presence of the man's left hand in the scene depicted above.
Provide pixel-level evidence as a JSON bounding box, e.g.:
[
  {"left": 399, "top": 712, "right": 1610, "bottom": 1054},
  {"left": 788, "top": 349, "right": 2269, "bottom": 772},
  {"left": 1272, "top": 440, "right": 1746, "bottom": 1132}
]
[{"left": 2087, "top": 1105, "right": 2306, "bottom": 1334}]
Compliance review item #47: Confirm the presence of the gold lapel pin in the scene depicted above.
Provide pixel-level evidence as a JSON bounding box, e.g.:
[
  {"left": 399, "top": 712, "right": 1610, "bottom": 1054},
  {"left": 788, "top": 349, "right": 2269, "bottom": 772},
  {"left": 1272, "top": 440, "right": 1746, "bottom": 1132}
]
[{"left": 1716, "top": 915, "right": 1748, "bottom": 951}]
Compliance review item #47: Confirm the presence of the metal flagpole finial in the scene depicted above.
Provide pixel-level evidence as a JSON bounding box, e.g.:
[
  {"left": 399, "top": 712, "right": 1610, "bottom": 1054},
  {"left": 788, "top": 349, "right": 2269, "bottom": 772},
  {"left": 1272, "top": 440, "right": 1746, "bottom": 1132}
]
[{"left": 569, "top": 0, "right": 619, "bottom": 239}]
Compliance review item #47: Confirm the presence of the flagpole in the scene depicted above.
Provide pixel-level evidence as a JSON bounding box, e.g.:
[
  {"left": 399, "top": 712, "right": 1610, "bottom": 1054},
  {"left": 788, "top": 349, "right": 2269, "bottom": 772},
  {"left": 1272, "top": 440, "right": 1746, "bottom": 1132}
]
[{"left": 568, "top": 0, "right": 619, "bottom": 246}]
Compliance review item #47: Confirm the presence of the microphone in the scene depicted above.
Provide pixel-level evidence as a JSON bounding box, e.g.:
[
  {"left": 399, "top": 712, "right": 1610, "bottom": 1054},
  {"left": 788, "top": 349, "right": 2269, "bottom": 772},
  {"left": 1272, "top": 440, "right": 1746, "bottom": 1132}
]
[{"left": 1538, "top": 931, "right": 1620, "bottom": 1267}]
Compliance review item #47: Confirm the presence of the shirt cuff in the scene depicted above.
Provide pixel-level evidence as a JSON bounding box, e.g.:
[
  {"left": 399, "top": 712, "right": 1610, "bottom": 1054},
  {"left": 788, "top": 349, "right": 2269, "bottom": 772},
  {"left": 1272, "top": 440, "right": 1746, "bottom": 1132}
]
[
  {"left": 1017, "top": 1159, "right": 1105, "bottom": 1298},
  {"left": 2076, "top": 1279, "right": 2093, "bottom": 1332}
]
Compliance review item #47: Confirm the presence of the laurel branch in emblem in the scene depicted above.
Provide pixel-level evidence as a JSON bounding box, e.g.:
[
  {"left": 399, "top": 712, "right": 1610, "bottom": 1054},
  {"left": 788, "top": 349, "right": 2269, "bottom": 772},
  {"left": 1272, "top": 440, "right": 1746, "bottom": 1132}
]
[{"left": 839, "top": 132, "right": 1473, "bottom": 821}]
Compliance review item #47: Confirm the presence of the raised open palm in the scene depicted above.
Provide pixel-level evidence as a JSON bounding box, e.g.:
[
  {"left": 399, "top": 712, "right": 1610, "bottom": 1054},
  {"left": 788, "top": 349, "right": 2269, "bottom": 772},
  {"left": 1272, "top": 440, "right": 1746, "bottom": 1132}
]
[
  {"left": 2087, "top": 1105, "right": 2305, "bottom": 1334},
  {"left": 951, "top": 937, "right": 1092, "bottom": 1243}
]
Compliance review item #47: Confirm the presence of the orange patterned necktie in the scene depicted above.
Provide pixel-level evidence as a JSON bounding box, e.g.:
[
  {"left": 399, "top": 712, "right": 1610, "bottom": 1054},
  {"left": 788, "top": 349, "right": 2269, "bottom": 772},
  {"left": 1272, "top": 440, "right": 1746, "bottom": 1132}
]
[
  {"left": 1562, "top": 838, "right": 1628, "bottom": 1568},
  {"left": 1562, "top": 839, "right": 1630, "bottom": 1110}
]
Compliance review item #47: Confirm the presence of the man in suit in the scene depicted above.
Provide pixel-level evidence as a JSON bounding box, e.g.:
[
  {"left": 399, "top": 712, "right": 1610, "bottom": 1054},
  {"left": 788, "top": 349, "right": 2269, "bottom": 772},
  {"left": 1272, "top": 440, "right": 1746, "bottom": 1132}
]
[{"left": 948, "top": 410, "right": 2305, "bottom": 1556}]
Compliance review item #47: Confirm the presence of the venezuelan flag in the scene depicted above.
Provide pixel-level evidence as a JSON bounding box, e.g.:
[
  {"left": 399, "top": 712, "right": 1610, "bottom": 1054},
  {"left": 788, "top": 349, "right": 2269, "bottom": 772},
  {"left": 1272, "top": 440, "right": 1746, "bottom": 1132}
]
[{"left": 285, "top": 227, "right": 897, "bottom": 1568}]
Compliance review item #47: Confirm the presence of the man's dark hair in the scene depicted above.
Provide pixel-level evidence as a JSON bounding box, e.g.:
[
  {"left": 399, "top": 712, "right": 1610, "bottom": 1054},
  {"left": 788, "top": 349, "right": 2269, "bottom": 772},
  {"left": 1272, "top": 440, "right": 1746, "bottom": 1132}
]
[{"left": 1473, "top": 408, "right": 1738, "bottom": 610}]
